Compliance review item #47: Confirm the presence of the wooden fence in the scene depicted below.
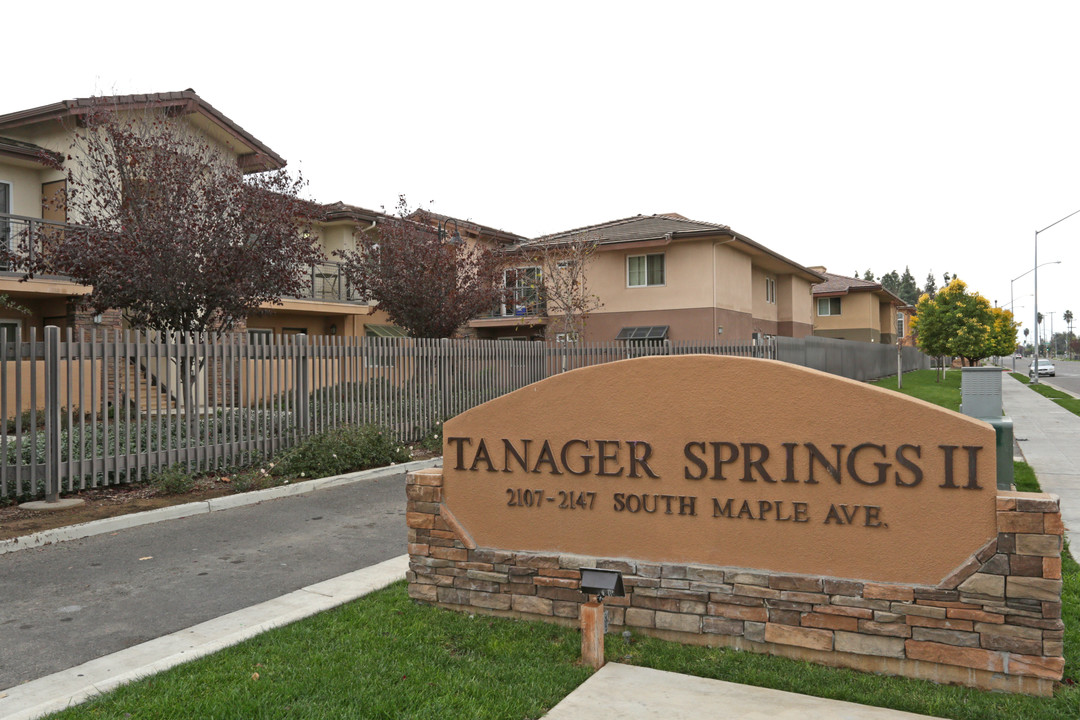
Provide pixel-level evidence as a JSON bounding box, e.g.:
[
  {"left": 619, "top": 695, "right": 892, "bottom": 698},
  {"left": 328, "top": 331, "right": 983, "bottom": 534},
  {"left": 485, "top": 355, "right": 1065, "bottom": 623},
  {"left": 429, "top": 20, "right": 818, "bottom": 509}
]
[{"left": 0, "top": 329, "right": 925, "bottom": 501}]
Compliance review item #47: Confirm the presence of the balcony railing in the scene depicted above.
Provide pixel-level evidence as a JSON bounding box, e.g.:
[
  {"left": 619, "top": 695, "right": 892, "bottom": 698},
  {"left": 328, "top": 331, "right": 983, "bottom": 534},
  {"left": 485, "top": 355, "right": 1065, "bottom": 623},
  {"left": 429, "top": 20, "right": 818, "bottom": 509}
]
[
  {"left": 0, "top": 213, "right": 367, "bottom": 304},
  {"left": 0, "top": 212, "right": 70, "bottom": 273},
  {"left": 482, "top": 286, "right": 546, "bottom": 319},
  {"left": 302, "top": 261, "right": 367, "bottom": 304}
]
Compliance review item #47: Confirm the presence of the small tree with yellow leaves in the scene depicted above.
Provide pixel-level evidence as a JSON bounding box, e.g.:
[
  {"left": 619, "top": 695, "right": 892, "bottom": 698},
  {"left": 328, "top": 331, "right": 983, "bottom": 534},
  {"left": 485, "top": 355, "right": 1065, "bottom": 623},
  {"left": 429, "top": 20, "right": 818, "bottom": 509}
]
[{"left": 912, "top": 279, "right": 1000, "bottom": 369}]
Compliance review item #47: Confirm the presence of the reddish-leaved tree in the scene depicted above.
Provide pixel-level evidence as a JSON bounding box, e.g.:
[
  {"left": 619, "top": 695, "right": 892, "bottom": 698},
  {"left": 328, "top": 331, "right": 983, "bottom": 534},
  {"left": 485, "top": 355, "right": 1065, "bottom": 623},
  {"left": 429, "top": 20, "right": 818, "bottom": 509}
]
[
  {"left": 339, "top": 198, "right": 506, "bottom": 338},
  {"left": 22, "top": 99, "right": 324, "bottom": 335}
]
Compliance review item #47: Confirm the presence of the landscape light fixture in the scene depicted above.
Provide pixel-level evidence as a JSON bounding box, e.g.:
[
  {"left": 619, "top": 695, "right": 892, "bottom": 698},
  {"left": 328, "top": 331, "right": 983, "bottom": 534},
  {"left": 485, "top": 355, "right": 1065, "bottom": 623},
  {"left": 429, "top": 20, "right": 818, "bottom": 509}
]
[
  {"left": 578, "top": 568, "right": 624, "bottom": 670},
  {"left": 437, "top": 218, "right": 464, "bottom": 246}
]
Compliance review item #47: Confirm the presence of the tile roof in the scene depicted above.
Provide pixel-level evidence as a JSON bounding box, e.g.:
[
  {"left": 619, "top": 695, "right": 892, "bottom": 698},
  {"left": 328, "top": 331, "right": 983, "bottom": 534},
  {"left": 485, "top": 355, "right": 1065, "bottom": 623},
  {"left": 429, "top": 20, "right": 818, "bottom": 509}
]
[
  {"left": 410, "top": 209, "right": 528, "bottom": 244},
  {"left": 813, "top": 272, "right": 904, "bottom": 304},
  {"left": 322, "top": 201, "right": 384, "bottom": 223},
  {"left": 529, "top": 213, "right": 730, "bottom": 246},
  {"left": 0, "top": 90, "right": 284, "bottom": 173}
]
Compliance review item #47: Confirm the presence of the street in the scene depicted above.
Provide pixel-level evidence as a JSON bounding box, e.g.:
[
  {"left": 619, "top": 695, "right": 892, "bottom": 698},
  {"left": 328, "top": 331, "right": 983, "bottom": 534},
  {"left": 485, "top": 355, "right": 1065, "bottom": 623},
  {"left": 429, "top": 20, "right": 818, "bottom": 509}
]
[
  {"left": 0, "top": 473, "right": 409, "bottom": 690},
  {"left": 1006, "top": 356, "right": 1080, "bottom": 396}
]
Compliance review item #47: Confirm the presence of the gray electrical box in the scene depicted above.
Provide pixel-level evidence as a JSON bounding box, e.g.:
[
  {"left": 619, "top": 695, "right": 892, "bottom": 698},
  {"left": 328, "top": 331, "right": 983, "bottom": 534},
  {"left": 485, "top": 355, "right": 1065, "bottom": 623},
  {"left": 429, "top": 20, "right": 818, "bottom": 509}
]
[
  {"left": 961, "top": 367, "right": 1002, "bottom": 419},
  {"left": 960, "top": 367, "right": 1012, "bottom": 490}
]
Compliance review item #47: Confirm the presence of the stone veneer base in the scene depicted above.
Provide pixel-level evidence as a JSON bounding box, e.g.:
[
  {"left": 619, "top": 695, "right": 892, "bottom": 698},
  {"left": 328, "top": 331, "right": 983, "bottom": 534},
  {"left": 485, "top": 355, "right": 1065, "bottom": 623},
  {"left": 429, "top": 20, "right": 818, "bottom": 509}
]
[{"left": 407, "top": 471, "right": 1065, "bottom": 697}]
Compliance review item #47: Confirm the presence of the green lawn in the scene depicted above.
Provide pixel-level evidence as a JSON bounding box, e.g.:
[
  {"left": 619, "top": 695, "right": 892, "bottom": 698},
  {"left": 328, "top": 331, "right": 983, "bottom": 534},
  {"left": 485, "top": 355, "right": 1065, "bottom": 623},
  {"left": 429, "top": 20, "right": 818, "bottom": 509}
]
[
  {"left": 46, "top": 561, "right": 1080, "bottom": 720},
  {"left": 873, "top": 368, "right": 960, "bottom": 411}
]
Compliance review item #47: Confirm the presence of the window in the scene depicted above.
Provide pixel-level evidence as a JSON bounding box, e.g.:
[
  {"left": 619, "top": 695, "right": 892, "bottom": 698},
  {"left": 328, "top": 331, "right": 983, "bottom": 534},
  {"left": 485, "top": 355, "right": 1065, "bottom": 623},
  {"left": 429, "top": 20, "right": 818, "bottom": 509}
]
[
  {"left": 282, "top": 327, "right": 308, "bottom": 336},
  {"left": 817, "top": 297, "right": 841, "bottom": 316},
  {"left": 627, "top": 253, "right": 665, "bottom": 287},
  {"left": 248, "top": 328, "right": 273, "bottom": 345},
  {"left": 0, "top": 319, "right": 20, "bottom": 344},
  {"left": 765, "top": 276, "right": 776, "bottom": 304},
  {"left": 554, "top": 332, "right": 579, "bottom": 343},
  {"left": 896, "top": 311, "right": 904, "bottom": 337}
]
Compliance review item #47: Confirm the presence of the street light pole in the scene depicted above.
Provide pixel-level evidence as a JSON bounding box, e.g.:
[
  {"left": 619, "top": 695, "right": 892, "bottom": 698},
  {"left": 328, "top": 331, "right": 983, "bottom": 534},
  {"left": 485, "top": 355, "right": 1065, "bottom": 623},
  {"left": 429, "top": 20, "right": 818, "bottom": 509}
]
[
  {"left": 1034, "top": 209, "right": 1080, "bottom": 384},
  {"left": 1011, "top": 262, "right": 1059, "bottom": 372}
]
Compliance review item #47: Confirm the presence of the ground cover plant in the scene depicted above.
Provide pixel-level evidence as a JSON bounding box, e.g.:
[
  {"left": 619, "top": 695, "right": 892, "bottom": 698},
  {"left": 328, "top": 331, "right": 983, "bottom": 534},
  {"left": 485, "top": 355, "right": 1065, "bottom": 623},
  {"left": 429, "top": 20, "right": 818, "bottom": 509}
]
[{"left": 0, "top": 423, "right": 428, "bottom": 541}]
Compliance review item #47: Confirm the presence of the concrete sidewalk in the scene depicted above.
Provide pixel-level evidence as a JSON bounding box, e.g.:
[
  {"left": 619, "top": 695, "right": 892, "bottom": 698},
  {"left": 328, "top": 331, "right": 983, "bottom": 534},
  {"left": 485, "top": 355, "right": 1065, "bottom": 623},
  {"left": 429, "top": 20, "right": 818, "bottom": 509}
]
[
  {"left": 543, "top": 663, "right": 940, "bottom": 719},
  {"left": 1002, "top": 373, "right": 1080, "bottom": 548}
]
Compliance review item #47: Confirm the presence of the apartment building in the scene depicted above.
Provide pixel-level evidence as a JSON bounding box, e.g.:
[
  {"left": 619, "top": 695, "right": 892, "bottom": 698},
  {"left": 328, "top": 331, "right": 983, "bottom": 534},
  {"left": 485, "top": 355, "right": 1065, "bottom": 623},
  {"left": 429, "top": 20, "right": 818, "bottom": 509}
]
[
  {"left": 810, "top": 269, "right": 906, "bottom": 344},
  {"left": 0, "top": 90, "right": 386, "bottom": 339},
  {"left": 470, "top": 213, "right": 824, "bottom": 343}
]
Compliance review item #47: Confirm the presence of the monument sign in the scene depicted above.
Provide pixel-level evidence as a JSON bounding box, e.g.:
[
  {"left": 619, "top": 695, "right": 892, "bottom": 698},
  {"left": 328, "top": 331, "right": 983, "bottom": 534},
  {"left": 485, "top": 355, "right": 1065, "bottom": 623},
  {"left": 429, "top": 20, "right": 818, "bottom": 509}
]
[{"left": 407, "top": 356, "right": 1064, "bottom": 695}]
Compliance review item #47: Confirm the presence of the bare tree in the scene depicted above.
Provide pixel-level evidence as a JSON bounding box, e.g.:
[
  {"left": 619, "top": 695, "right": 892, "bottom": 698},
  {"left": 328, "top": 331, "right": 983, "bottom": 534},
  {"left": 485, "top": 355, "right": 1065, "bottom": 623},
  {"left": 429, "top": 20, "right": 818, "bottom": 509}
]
[{"left": 518, "top": 232, "right": 603, "bottom": 341}]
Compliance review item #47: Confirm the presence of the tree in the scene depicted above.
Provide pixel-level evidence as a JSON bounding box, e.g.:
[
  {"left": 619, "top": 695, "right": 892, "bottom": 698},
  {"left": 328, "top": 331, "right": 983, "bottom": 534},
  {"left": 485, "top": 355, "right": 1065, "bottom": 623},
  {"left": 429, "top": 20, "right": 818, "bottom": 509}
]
[
  {"left": 922, "top": 272, "right": 938, "bottom": 300},
  {"left": 987, "top": 307, "right": 1019, "bottom": 359},
  {"left": 339, "top": 198, "right": 506, "bottom": 338},
  {"left": 879, "top": 270, "right": 900, "bottom": 296},
  {"left": 913, "top": 278, "right": 998, "bottom": 369},
  {"left": 897, "top": 267, "right": 919, "bottom": 305},
  {"left": 862, "top": 269, "right": 876, "bottom": 281},
  {"left": 516, "top": 232, "right": 603, "bottom": 341},
  {"left": 1065, "top": 309, "right": 1074, "bottom": 358},
  {"left": 22, "top": 99, "right": 323, "bottom": 334}
]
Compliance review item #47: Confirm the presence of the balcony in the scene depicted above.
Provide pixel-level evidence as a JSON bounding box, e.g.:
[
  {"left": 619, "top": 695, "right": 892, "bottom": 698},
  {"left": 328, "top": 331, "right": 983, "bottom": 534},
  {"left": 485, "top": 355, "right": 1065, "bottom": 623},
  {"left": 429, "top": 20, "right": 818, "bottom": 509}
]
[
  {"left": 302, "top": 261, "right": 367, "bottom": 304},
  {"left": 487, "top": 286, "right": 546, "bottom": 319},
  {"left": 0, "top": 212, "right": 68, "bottom": 275},
  {"left": 0, "top": 212, "right": 367, "bottom": 305}
]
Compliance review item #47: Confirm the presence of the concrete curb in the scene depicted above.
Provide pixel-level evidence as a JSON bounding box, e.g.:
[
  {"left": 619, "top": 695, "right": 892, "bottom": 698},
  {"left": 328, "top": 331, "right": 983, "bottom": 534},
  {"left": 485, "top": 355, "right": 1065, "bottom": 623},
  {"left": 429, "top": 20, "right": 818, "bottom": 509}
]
[
  {"left": 0, "top": 458, "right": 441, "bottom": 555},
  {"left": 0, "top": 555, "right": 409, "bottom": 720}
]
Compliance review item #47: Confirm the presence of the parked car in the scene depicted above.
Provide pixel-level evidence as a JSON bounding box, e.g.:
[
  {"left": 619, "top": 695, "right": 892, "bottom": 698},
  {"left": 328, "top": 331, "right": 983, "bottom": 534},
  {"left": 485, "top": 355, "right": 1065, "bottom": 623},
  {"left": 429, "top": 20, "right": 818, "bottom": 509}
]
[
  {"left": 1029, "top": 359, "right": 1056, "bottom": 377},
  {"left": 1015, "top": 352, "right": 1023, "bottom": 358}
]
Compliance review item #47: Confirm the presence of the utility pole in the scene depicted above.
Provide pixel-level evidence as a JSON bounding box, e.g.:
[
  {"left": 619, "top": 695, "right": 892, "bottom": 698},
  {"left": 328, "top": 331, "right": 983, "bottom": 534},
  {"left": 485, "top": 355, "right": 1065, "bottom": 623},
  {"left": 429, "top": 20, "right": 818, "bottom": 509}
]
[{"left": 1049, "top": 311, "right": 1056, "bottom": 358}]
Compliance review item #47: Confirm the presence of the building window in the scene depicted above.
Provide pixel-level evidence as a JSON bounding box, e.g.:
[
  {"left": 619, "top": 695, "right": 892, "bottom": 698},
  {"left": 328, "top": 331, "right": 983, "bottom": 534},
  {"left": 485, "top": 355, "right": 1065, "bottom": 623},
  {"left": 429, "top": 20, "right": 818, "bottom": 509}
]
[
  {"left": 817, "top": 297, "right": 841, "bottom": 316},
  {"left": 897, "top": 311, "right": 904, "bottom": 337},
  {"left": 627, "top": 253, "right": 665, "bottom": 287},
  {"left": 0, "top": 319, "right": 20, "bottom": 344},
  {"left": 765, "top": 276, "right": 776, "bottom": 304},
  {"left": 248, "top": 328, "right": 273, "bottom": 345}
]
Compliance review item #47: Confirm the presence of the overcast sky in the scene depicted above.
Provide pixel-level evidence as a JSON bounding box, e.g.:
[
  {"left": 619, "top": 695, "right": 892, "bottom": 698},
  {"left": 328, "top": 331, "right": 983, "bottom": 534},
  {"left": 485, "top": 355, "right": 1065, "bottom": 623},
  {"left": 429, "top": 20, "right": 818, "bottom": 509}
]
[{"left": 8, "top": 1, "right": 1080, "bottom": 339}]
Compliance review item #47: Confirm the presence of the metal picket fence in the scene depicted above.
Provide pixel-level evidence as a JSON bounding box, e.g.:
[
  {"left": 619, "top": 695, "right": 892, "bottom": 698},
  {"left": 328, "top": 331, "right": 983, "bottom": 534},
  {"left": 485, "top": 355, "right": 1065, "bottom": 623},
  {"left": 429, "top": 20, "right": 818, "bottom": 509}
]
[{"left": 0, "top": 329, "right": 925, "bottom": 501}]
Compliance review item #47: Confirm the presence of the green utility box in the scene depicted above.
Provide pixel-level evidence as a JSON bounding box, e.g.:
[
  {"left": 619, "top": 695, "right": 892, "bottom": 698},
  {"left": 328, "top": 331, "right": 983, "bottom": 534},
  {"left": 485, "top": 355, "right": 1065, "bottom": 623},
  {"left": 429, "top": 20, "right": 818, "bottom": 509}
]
[{"left": 985, "top": 416, "right": 1014, "bottom": 491}]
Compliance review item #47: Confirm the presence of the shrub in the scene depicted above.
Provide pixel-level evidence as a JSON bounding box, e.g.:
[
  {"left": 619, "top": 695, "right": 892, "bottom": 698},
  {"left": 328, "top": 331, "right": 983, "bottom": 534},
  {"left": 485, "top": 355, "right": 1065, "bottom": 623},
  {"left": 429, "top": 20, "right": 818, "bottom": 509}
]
[
  {"left": 275, "top": 425, "right": 411, "bottom": 479},
  {"left": 419, "top": 421, "right": 444, "bottom": 454},
  {"left": 149, "top": 464, "right": 196, "bottom": 495}
]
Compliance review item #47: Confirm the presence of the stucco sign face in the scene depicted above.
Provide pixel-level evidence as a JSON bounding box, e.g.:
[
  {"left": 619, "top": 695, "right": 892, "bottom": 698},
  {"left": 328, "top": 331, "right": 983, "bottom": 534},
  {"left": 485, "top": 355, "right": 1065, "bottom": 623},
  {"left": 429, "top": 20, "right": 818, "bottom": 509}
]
[{"left": 441, "top": 356, "right": 996, "bottom": 585}]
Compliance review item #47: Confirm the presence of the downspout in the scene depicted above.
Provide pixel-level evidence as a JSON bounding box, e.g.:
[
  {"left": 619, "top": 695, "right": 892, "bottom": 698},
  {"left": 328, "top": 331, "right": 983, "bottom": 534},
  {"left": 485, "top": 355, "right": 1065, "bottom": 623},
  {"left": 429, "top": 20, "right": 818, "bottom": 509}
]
[{"left": 711, "top": 235, "right": 739, "bottom": 342}]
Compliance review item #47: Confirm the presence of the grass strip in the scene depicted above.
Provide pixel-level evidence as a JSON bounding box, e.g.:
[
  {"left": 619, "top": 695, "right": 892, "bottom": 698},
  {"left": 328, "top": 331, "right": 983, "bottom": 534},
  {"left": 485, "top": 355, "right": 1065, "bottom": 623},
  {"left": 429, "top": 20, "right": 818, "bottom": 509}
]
[
  {"left": 1008, "top": 371, "right": 1080, "bottom": 417},
  {"left": 872, "top": 369, "right": 960, "bottom": 411}
]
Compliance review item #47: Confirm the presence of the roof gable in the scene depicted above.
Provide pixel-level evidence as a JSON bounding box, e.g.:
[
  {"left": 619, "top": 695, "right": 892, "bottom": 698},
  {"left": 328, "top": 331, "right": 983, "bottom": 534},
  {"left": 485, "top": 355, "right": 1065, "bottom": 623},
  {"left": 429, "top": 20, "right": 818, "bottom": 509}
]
[{"left": 0, "top": 90, "right": 285, "bottom": 173}]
